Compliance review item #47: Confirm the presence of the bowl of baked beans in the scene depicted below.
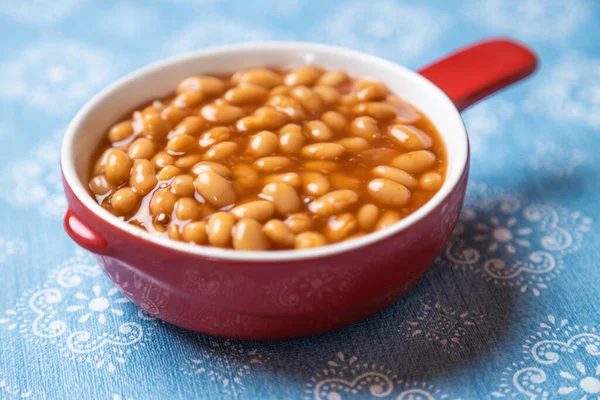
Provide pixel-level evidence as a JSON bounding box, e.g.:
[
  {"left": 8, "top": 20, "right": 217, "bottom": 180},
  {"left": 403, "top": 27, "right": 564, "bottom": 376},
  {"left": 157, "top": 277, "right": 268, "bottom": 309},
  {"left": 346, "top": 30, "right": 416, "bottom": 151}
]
[{"left": 61, "top": 39, "right": 537, "bottom": 339}]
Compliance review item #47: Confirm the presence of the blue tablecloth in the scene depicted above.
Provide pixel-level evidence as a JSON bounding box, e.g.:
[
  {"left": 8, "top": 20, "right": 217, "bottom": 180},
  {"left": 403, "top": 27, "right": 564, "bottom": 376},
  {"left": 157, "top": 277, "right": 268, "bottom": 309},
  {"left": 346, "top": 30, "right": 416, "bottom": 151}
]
[{"left": 1, "top": 1, "right": 599, "bottom": 399}]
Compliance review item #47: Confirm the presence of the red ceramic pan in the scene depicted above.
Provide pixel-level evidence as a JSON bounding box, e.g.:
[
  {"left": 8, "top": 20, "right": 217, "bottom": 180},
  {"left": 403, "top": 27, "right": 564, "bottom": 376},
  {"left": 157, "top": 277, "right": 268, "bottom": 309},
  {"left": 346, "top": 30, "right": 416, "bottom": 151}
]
[{"left": 62, "top": 39, "right": 537, "bottom": 339}]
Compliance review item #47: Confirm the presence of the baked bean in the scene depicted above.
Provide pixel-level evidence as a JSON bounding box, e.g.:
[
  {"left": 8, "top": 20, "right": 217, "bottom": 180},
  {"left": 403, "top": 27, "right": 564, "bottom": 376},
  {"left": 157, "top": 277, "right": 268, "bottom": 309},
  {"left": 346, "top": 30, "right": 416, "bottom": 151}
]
[
  {"left": 176, "top": 75, "right": 226, "bottom": 97},
  {"left": 161, "top": 105, "right": 190, "bottom": 125},
  {"left": 313, "top": 85, "right": 340, "bottom": 105},
  {"left": 203, "top": 141, "right": 238, "bottom": 161},
  {"left": 91, "top": 66, "right": 447, "bottom": 251},
  {"left": 304, "top": 120, "right": 333, "bottom": 141},
  {"left": 174, "top": 198, "right": 200, "bottom": 221},
  {"left": 278, "top": 124, "right": 304, "bottom": 154},
  {"left": 234, "top": 68, "right": 283, "bottom": 88},
  {"left": 111, "top": 187, "right": 138, "bottom": 215},
  {"left": 141, "top": 112, "right": 172, "bottom": 140},
  {"left": 198, "top": 127, "right": 231, "bottom": 148},
  {"left": 290, "top": 86, "right": 323, "bottom": 114},
  {"left": 310, "top": 190, "right": 358, "bottom": 217},
  {"left": 267, "top": 95, "right": 307, "bottom": 122},
  {"left": 284, "top": 213, "right": 313, "bottom": 234},
  {"left": 357, "top": 204, "right": 379, "bottom": 231},
  {"left": 260, "top": 182, "right": 300, "bottom": 214},
  {"left": 151, "top": 151, "right": 175, "bottom": 169},
  {"left": 237, "top": 106, "right": 288, "bottom": 132},
  {"left": 175, "top": 154, "right": 204, "bottom": 169},
  {"left": 367, "top": 179, "right": 411, "bottom": 207},
  {"left": 173, "top": 91, "right": 205, "bottom": 109},
  {"left": 328, "top": 173, "right": 361, "bottom": 190},
  {"left": 129, "top": 159, "right": 158, "bottom": 195},
  {"left": 340, "top": 95, "right": 359, "bottom": 107},
  {"left": 224, "top": 84, "right": 268, "bottom": 105},
  {"left": 321, "top": 111, "right": 347, "bottom": 133},
  {"left": 324, "top": 213, "right": 357, "bottom": 242},
  {"left": 284, "top": 66, "right": 321, "bottom": 86},
  {"left": 157, "top": 165, "right": 181, "bottom": 181},
  {"left": 231, "top": 201, "right": 275, "bottom": 222},
  {"left": 263, "top": 172, "right": 301, "bottom": 187},
  {"left": 89, "top": 175, "right": 115, "bottom": 196},
  {"left": 167, "top": 134, "right": 197, "bottom": 154},
  {"left": 345, "top": 232, "right": 366, "bottom": 241},
  {"left": 269, "top": 85, "right": 289, "bottom": 97},
  {"left": 420, "top": 172, "right": 443, "bottom": 191},
  {"left": 336, "top": 137, "right": 369, "bottom": 152},
  {"left": 252, "top": 106, "right": 288, "bottom": 130},
  {"left": 263, "top": 219, "right": 295, "bottom": 247},
  {"left": 254, "top": 156, "right": 291, "bottom": 172},
  {"left": 105, "top": 149, "right": 132, "bottom": 185},
  {"left": 373, "top": 166, "right": 419, "bottom": 189},
  {"left": 232, "top": 164, "right": 259, "bottom": 188},
  {"left": 352, "top": 102, "right": 397, "bottom": 120},
  {"left": 201, "top": 103, "right": 245, "bottom": 125},
  {"left": 375, "top": 210, "right": 401, "bottom": 231},
  {"left": 168, "top": 224, "right": 182, "bottom": 241},
  {"left": 197, "top": 203, "right": 217, "bottom": 219},
  {"left": 152, "top": 100, "right": 166, "bottom": 111},
  {"left": 248, "top": 130, "right": 278, "bottom": 157},
  {"left": 350, "top": 116, "right": 379, "bottom": 142},
  {"left": 359, "top": 148, "right": 399, "bottom": 165},
  {"left": 390, "top": 150, "right": 436, "bottom": 173},
  {"left": 108, "top": 121, "right": 133, "bottom": 143},
  {"left": 232, "top": 219, "right": 270, "bottom": 250},
  {"left": 128, "top": 138, "right": 156, "bottom": 160},
  {"left": 191, "top": 161, "right": 232, "bottom": 178},
  {"left": 317, "top": 70, "right": 348, "bottom": 87},
  {"left": 302, "top": 160, "right": 338, "bottom": 173},
  {"left": 301, "top": 142, "right": 345, "bottom": 160},
  {"left": 150, "top": 188, "right": 177, "bottom": 216},
  {"left": 195, "top": 170, "right": 236, "bottom": 207},
  {"left": 171, "top": 174, "right": 196, "bottom": 196},
  {"left": 173, "top": 116, "right": 208, "bottom": 136},
  {"left": 387, "top": 124, "right": 432, "bottom": 150},
  {"left": 93, "top": 149, "right": 111, "bottom": 175},
  {"left": 182, "top": 221, "right": 208, "bottom": 244},
  {"left": 301, "top": 172, "right": 330, "bottom": 196},
  {"left": 207, "top": 212, "right": 235, "bottom": 247},
  {"left": 355, "top": 80, "right": 388, "bottom": 101},
  {"left": 295, "top": 231, "right": 326, "bottom": 249},
  {"left": 144, "top": 105, "right": 158, "bottom": 114},
  {"left": 387, "top": 96, "right": 421, "bottom": 124}
]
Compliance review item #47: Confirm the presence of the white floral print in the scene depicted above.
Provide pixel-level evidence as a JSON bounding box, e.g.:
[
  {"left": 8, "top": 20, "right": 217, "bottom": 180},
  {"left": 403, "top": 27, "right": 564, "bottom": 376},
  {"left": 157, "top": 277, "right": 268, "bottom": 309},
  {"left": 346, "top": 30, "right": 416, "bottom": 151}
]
[
  {"left": 66, "top": 285, "right": 129, "bottom": 325},
  {"left": 525, "top": 53, "right": 600, "bottom": 129},
  {"left": 0, "top": 42, "right": 121, "bottom": 115},
  {"left": 182, "top": 339, "right": 269, "bottom": 398},
  {"left": 311, "top": 0, "right": 449, "bottom": 63},
  {"left": 464, "top": 0, "right": 590, "bottom": 42},
  {"left": 305, "top": 353, "right": 449, "bottom": 399},
  {"left": 403, "top": 302, "right": 484, "bottom": 349},
  {"left": 492, "top": 316, "right": 600, "bottom": 398},
  {"left": 440, "top": 183, "right": 591, "bottom": 296},
  {"left": 0, "top": 372, "right": 33, "bottom": 398},
  {"left": 0, "top": 250, "right": 157, "bottom": 373}
]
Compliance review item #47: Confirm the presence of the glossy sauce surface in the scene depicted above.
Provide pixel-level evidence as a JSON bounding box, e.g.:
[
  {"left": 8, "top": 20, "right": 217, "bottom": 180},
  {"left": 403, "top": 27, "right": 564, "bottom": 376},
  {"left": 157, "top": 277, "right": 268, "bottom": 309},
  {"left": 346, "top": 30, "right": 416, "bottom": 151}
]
[{"left": 88, "top": 67, "right": 447, "bottom": 250}]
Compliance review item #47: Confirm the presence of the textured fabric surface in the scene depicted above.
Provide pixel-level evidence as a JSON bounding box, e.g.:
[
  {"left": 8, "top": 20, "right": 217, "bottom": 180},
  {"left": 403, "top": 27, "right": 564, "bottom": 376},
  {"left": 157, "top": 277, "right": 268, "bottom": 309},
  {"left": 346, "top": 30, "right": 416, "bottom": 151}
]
[{"left": 1, "top": 1, "right": 599, "bottom": 399}]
